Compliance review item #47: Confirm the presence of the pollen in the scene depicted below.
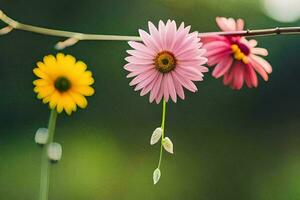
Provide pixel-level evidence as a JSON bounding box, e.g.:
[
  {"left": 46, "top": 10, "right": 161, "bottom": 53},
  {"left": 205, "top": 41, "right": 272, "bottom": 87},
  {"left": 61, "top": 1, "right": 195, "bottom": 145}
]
[
  {"left": 231, "top": 44, "right": 249, "bottom": 64},
  {"left": 155, "top": 51, "right": 176, "bottom": 73}
]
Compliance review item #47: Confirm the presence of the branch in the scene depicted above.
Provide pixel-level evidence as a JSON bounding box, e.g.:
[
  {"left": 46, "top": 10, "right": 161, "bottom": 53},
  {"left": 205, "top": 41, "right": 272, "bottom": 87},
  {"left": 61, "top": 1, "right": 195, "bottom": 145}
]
[
  {"left": 0, "top": 10, "right": 142, "bottom": 42},
  {"left": 1, "top": 10, "right": 300, "bottom": 49},
  {"left": 198, "top": 27, "right": 300, "bottom": 37}
]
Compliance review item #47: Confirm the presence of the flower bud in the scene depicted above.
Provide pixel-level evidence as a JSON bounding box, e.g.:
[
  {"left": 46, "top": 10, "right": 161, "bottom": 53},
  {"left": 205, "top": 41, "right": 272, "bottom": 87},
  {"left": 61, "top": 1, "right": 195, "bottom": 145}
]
[
  {"left": 35, "top": 128, "right": 49, "bottom": 145},
  {"left": 47, "top": 142, "right": 62, "bottom": 162},
  {"left": 162, "top": 137, "right": 174, "bottom": 154},
  {"left": 153, "top": 168, "right": 161, "bottom": 185},
  {"left": 150, "top": 127, "right": 163, "bottom": 145}
]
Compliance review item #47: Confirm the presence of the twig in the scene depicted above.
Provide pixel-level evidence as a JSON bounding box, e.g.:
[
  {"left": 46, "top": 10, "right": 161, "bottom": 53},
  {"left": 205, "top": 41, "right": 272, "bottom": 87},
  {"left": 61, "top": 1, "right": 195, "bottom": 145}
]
[{"left": 1, "top": 9, "right": 299, "bottom": 44}]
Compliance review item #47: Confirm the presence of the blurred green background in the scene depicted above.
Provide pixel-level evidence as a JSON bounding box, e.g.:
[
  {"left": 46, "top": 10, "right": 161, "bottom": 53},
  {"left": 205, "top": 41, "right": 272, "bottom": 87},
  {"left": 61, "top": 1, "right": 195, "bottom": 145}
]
[{"left": 1, "top": 0, "right": 300, "bottom": 199}]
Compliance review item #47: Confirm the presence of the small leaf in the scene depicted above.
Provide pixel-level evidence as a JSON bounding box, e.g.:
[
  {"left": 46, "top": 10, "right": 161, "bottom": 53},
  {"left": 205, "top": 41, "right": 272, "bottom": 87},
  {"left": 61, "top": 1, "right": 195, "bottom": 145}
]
[
  {"left": 150, "top": 127, "right": 163, "bottom": 145},
  {"left": 153, "top": 168, "right": 161, "bottom": 185},
  {"left": 162, "top": 137, "right": 174, "bottom": 154},
  {"left": 47, "top": 142, "right": 63, "bottom": 162},
  {"left": 35, "top": 128, "right": 49, "bottom": 145}
]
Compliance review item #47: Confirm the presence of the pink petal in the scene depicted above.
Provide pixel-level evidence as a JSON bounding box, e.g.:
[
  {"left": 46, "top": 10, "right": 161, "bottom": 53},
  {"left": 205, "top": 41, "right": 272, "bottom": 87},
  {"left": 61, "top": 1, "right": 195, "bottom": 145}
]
[
  {"left": 174, "top": 32, "right": 198, "bottom": 54},
  {"left": 171, "top": 72, "right": 185, "bottom": 100},
  {"left": 244, "top": 64, "right": 258, "bottom": 88},
  {"left": 212, "top": 56, "right": 233, "bottom": 78},
  {"left": 124, "top": 63, "right": 154, "bottom": 72},
  {"left": 134, "top": 70, "right": 159, "bottom": 91},
  {"left": 236, "top": 18, "right": 244, "bottom": 31},
  {"left": 172, "top": 70, "right": 198, "bottom": 92},
  {"left": 172, "top": 25, "right": 190, "bottom": 51},
  {"left": 176, "top": 67, "right": 203, "bottom": 81},
  {"left": 198, "top": 66, "right": 209, "bottom": 73},
  {"left": 139, "top": 29, "right": 160, "bottom": 52},
  {"left": 150, "top": 74, "right": 163, "bottom": 103},
  {"left": 139, "top": 71, "right": 160, "bottom": 95},
  {"left": 129, "top": 69, "right": 156, "bottom": 86},
  {"left": 251, "top": 48, "right": 268, "bottom": 56},
  {"left": 207, "top": 51, "right": 231, "bottom": 66},
  {"left": 148, "top": 21, "right": 163, "bottom": 50},
  {"left": 165, "top": 20, "right": 177, "bottom": 50},
  {"left": 175, "top": 42, "right": 202, "bottom": 57},
  {"left": 155, "top": 87, "right": 164, "bottom": 104},
  {"left": 203, "top": 41, "right": 230, "bottom": 51},
  {"left": 227, "top": 18, "right": 237, "bottom": 31},
  {"left": 126, "top": 65, "right": 155, "bottom": 78},
  {"left": 166, "top": 73, "right": 177, "bottom": 102},
  {"left": 231, "top": 62, "right": 244, "bottom": 89},
  {"left": 248, "top": 39, "right": 258, "bottom": 48},
  {"left": 223, "top": 71, "right": 233, "bottom": 86},
  {"left": 205, "top": 46, "right": 230, "bottom": 57},
  {"left": 125, "top": 56, "right": 154, "bottom": 65},
  {"left": 216, "top": 17, "right": 236, "bottom": 31},
  {"left": 176, "top": 49, "right": 206, "bottom": 60},
  {"left": 126, "top": 50, "right": 153, "bottom": 59},
  {"left": 178, "top": 59, "right": 208, "bottom": 68},
  {"left": 158, "top": 20, "right": 166, "bottom": 49},
  {"left": 162, "top": 75, "right": 170, "bottom": 102},
  {"left": 247, "top": 65, "right": 258, "bottom": 87},
  {"left": 128, "top": 41, "right": 155, "bottom": 55},
  {"left": 250, "top": 54, "right": 272, "bottom": 73},
  {"left": 249, "top": 61, "right": 269, "bottom": 81},
  {"left": 201, "top": 35, "right": 227, "bottom": 43}
]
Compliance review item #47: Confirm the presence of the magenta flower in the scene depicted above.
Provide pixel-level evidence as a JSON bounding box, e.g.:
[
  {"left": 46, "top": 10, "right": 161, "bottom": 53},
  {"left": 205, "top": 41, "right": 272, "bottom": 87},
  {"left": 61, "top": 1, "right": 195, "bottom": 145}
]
[
  {"left": 124, "top": 20, "right": 208, "bottom": 103},
  {"left": 202, "top": 17, "right": 272, "bottom": 89}
]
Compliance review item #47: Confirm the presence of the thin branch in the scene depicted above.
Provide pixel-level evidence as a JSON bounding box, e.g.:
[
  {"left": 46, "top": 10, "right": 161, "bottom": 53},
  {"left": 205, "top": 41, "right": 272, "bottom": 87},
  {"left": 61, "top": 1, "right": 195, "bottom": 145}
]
[
  {"left": 1, "top": 9, "right": 300, "bottom": 43},
  {"left": 0, "top": 10, "right": 142, "bottom": 41},
  {"left": 198, "top": 27, "right": 300, "bottom": 37}
]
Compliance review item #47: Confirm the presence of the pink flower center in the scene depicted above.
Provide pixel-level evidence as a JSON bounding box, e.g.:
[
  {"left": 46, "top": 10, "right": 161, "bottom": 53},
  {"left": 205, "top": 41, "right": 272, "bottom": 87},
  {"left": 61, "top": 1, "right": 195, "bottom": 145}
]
[
  {"left": 155, "top": 51, "right": 176, "bottom": 73},
  {"left": 231, "top": 43, "right": 250, "bottom": 64}
]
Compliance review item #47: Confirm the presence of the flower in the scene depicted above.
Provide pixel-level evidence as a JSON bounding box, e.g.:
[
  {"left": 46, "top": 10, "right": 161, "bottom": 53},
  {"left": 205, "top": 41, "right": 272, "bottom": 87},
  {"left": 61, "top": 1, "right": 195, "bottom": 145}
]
[
  {"left": 124, "top": 20, "right": 208, "bottom": 103},
  {"left": 202, "top": 17, "right": 272, "bottom": 90},
  {"left": 33, "top": 53, "right": 95, "bottom": 115}
]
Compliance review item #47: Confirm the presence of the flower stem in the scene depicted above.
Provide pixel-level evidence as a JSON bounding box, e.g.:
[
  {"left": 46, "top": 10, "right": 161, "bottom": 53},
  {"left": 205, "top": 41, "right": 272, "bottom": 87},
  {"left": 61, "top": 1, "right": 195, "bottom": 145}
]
[
  {"left": 39, "top": 109, "right": 57, "bottom": 200},
  {"left": 157, "top": 100, "right": 167, "bottom": 169},
  {"left": 0, "top": 9, "right": 300, "bottom": 43}
]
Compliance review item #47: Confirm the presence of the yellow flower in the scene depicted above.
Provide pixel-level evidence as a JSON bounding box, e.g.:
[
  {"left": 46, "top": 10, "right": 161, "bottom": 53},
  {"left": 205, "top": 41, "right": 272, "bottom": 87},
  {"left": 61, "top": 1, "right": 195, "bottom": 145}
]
[{"left": 33, "top": 53, "right": 95, "bottom": 115}]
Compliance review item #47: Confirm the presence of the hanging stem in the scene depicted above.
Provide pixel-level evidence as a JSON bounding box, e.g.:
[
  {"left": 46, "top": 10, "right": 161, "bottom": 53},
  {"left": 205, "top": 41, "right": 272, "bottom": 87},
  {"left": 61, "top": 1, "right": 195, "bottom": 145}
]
[
  {"left": 0, "top": 10, "right": 142, "bottom": 41},
  {"left": 0, "top": 10, "right": 300, "bottom": 42},
  {"left": 157, "top": 100, "right": 167, "bottom": 169},
  {"left": 39, "top": 109, "right": 57, "bottom": 200}
]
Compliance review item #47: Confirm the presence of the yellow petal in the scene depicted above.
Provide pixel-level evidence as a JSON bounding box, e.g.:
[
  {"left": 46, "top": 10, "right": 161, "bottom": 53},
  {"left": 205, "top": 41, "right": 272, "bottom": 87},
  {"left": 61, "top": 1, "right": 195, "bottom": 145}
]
[
  {"left": 74, "top": 86, "right": 95, "bottom": 96},
  {"left": 43, "top": 55, "right": 57, "bottom": 67},
  {"left": 74, "top": 61, "right": 87, "bottom": 73},
  {"left": 33, "top": 68, "right": 50, "bottom": 80},
  {"left": 69, "top": 92, "right": 88, "bottom": 108},
  {"left": 49, "top": 92, "right": 60, "bottom": 109},
  {"left": 33, "top": 79, "right": 51, "bottom": 86}
]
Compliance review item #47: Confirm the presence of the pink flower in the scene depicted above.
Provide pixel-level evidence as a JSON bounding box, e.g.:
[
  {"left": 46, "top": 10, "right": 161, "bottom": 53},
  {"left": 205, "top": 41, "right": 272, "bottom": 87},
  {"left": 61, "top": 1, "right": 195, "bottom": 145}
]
[
  {"left": 202, "top": 17, "right": 272, "bottom": 90},
  {"left": 124, "top": 20, "right": 208, "bottom": 103}
]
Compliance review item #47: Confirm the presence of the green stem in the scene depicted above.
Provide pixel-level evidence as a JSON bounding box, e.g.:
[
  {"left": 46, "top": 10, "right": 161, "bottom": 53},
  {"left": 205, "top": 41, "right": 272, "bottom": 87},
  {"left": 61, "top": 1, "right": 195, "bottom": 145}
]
[
  {"left": 157, "top": 100, "right": 167, "bottom": 169},
  {"left": 39, "top": 109, "right": 57, "bottom": 200}
]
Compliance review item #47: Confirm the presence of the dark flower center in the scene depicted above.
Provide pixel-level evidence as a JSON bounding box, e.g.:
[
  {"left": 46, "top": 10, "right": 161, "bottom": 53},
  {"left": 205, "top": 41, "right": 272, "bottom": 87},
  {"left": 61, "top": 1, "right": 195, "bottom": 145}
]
[
  {"left": 231, "top": 41, "right": 251, "bottom": 64},
  {"left": 54, "top": 76, "right": 71, "bottom": 92},
  {"left": 237, "top": 42, "right": 250, "bottom": 55},
  {"left": 155, "top": 51, "right": 176, "bottom": 73}
]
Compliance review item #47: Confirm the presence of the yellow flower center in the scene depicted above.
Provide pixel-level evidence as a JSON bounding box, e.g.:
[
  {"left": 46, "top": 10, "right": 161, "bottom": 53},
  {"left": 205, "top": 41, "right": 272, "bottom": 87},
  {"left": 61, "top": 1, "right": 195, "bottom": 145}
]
[
  {"left": 155, "top": 51, "right": 176, "bottom": 73},
  {"left": 54, "top": 76, "right": 71, "bottom": 92},
  {"left": 231, "top": 44, "right": 249, "bottom": 64}
]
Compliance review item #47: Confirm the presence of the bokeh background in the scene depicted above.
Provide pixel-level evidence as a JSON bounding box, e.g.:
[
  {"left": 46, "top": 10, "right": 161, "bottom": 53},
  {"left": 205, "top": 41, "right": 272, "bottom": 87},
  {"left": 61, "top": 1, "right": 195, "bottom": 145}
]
[{"left": 1, "top": 0, "right": 300, "bottom": 199}]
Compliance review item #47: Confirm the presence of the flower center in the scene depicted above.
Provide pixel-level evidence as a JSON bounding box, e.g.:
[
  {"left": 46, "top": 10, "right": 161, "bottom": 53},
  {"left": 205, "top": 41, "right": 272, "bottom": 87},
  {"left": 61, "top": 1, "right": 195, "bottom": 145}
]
[
  {"left": 231, "top": 43, "right": 250, "bottom": 64},
  {"left": 155, "top": 51, "right": 176, "bottom": 73},
  {"left": 54, "top": 76, "right": 71, "bottom": 92}
]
